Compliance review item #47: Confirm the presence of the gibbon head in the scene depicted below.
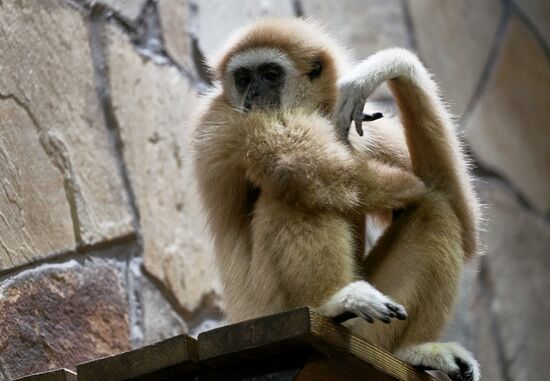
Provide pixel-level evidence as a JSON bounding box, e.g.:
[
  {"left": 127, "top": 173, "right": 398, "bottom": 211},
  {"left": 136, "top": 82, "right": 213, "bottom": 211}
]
[{"left": 212, "top": 18, "right": 350, "bottom": 115}]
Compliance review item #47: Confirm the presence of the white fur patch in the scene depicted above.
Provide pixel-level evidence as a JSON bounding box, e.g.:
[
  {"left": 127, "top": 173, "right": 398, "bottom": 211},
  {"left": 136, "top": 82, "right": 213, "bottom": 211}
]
[
  {"left": 318, "top": 280, "right": 405, "bottom": 321},
  {"left": 396, "top": 342, "right": 481, "bottom": 381},
  {"left": 226, "top": 47, "right": 296, "bottom": 73},
  {"left": 334, "top": 48, "right": 438, "bottom": 137}
]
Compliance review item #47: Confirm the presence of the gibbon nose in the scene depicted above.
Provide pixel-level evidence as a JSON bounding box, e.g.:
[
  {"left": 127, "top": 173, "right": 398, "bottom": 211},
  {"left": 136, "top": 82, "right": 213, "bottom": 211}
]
[{"left": 244, "top": 81, "right": 261, "bottom": 111}]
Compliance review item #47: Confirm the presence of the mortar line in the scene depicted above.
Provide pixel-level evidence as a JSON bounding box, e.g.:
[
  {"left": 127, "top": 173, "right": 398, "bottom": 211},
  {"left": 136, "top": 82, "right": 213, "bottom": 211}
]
[
  {"left": 0, "top": 233, "right": 137, "bottom": 281},
  {"left": 460, "top": 0, "right": 511, "bottom": 126}
]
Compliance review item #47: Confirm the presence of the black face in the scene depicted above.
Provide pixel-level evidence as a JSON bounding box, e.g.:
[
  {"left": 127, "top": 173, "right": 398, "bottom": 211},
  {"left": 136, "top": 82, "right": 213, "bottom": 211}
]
[{"left": 233, "top": 63, "right": 285, "bottom": 111}]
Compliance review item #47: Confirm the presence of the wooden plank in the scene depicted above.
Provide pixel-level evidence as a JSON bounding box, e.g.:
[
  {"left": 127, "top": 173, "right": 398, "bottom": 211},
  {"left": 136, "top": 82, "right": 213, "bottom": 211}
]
[
  {"left": 198, "top": 307, "right": 312, "bottom": 366},
  {"left": 295, "top": 356, "right": 397, "bottom": 381},
  {"left": 76, "top": 334, "right": 199, "bottom": 381},
  {"left": 199, "top": 349, "right": 310, "bottom": 381},
  {"left": 14, "top": 368, "right": 77, "bottom": 381},
  {"left": 198, "top": 307, "right": 437, "bottom": 381}
]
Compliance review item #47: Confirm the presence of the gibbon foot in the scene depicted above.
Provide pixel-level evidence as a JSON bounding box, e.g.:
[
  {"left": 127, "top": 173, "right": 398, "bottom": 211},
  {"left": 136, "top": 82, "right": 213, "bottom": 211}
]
[
  {"left": 395, "top": 342, "right": 480, "bottom": 381},
  {"left": 318, "top": 281, "right": 407, "bottom": 324}
]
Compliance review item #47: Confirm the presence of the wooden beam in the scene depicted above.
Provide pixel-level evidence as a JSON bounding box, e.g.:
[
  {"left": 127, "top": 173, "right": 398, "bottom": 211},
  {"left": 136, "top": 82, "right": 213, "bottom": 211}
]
[
  {"left": 76, "top": 334, "right": 199, "bottom": 381},
  {"left": 198, "top": 306, "right": 437, "bottom": 381},
  {"left": 14, "top": 368, "right": 77, "bottom": 381}
]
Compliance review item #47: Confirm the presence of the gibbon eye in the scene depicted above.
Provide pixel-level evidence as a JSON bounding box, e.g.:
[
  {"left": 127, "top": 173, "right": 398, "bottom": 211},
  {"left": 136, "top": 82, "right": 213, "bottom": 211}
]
[
  {"left": 258, "top": 63, "right": 283, "bottom": 84},
  {"left": 237, "top": 76, "right": 251, "bottom": 87},
  {"left": 263, "top": 71, "right": 279, "bottom": 82},
  {"left": 234, "top": 69, "right": 251, "bottom": 90},
  {"left": 308, "top": 58, "right": 323, "bottom": 80}
]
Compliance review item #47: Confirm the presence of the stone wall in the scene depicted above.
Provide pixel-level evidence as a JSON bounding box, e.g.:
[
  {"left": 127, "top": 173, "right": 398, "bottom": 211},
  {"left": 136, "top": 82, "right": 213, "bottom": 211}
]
[{"left": 0, "top": 1, "right": 548, "bottom": 380}]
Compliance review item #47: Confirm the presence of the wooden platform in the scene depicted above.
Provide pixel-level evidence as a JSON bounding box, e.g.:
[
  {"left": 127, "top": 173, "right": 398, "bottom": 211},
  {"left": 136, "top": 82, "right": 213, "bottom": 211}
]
[
  {"left": 14, "top": 369, "right": 77, "bottom": 381},
  {"left": 16, "top": 307, "right": 439, "bottom": 381}
]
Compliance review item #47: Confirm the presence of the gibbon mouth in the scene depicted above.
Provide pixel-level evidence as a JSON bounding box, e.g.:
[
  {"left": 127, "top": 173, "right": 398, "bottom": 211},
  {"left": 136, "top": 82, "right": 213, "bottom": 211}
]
[{"left": 242, "top": 100, "right": 279, "bottom": 113}]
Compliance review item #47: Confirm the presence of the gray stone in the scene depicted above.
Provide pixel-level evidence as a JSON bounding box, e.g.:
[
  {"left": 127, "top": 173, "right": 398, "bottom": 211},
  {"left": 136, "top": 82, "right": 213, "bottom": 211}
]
[
  {"left": 0, "top": 97, "right": 75, "bottom": 270},
  {"left": 409, "top": 0, "right": 501, "bottom": 115},
  {"left": 94, "top": 0, "right": 147, "bottom": 22},
  {"left": 191, "top": 0, "right": 295, "bottom": 59},
  {"left": 106, "top": 26, "right": 221, "bottom": 312},
  {"left": 515, "top": 0, "right": 550, "bottom": 46},
  {"left": 465, "top": 17, "right": 550, "bottom": 213},
  {"left": 130, "top": 258, "right": 187, "bottom": 347},
  {"left": 0, "top": 255, "right": 131, "bottom": 379},
  {"left": 158, "top": 0, "right": 193, "bottom": 70},
  {"left": 302, "top": 0, "right": 410, "bottom": 61},
  {"left": 478, "top": 181, "right": 550, "bottom": 380},
  {"left": 302, "top": 0, "right": 410, "bottom": 100},
  {"left": 468, "top": 262, "right": 507, "bottom": 381},
  {"left": 0, "top": 0, "right": 135, "bottom": 271}
]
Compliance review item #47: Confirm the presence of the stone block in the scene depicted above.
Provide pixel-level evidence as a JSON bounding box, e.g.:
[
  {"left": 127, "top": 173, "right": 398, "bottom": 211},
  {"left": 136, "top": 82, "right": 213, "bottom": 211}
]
[
  {"left": 302, "top": 0, "right": 410, "bottom": 99},
  {"left": 302, "top": 0, "right": 411, "bottom": 61},
  {"left": 105, "top": 26, "right": 221, "bottom": 312},
  {"left": 477, "top": 181, "right": 550, "bottom": 380},
  {"left": 0, "top": 97, "right": 75, "bottom": 270},
  {"left": 0, "top": 0, "right": 135, "bottom": 271},
  {"left": 515, "top": 0, "right": 550, "bottom": 46},
  {"left": 465, "top": 17, "right": 550, "bottom": 213},
  {"left": 130, "top": 258, "right": 188, "bottom": 347},
  {"left": 93, "top": 0, "right": 147, "bottom": 22},
  {"left": 191, "top": 0, "right": 295, "bottom": 59},
  {"left": 158, "top": 0, "right": 193, "bottom": 70},
  {"left": 0, "top": 255, "right": 131, "bottom": 379},
  {"left": 408, "top": 0, "right": 501, "bottom": 115}
]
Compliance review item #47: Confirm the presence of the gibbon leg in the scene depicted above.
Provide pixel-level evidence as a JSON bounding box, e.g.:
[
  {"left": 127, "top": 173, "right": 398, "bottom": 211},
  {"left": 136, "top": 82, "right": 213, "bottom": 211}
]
[{"left": 349, "top": 192, "right": 479, "bottom": 380}]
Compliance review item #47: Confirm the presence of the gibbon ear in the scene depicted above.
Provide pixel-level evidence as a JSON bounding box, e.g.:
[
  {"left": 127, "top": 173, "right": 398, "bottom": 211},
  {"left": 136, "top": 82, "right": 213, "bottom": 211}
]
[{"left": 308, "top": 57, "right": 323, "bottom": 80}]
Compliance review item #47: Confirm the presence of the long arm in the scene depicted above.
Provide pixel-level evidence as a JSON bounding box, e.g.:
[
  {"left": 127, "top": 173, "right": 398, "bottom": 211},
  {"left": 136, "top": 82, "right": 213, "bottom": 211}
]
[
  {"left": 241, "top": 109, "right": 426, "bottom": 213},
  {"left": 333, "top": 49, "right": 481, "bottom": 380},
  {"left": 337, "top": 48, "right": 480, "bottom": 258}
]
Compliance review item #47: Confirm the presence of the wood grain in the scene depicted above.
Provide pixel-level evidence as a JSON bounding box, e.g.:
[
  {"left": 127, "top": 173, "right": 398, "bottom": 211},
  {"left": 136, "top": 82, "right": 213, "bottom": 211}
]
[
  {"left": 14, "top": 369, "right": 77, "bottom": 381},
  {"left": 76, "top": 334, "right": 199, "bottom": 381},
  {"left": 198, "top": 306, "right": 437, "bottom": 381}
]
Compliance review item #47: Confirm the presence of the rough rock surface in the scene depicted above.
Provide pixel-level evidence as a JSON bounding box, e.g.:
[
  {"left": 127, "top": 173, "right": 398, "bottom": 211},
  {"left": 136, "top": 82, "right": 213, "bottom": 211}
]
[
  {"left": 130, "top": 258, "right": 188, "bottom": 347},
  {"left": 515, "top": 0, "right": 550, "bottom": 45},
  {"left": 106, "top": 26, "right": 221, "bottom": 312},
  {"left": 93, "top": 0, "right": 147, "bottom": 22},
  {"left": 0, "top": 256, "right": 131, "bottom": 379},
  {"left": 191, "top": 0, "right": 295, "bottom": 59},
  {"left": 0, "top": 97, "right": 75, "bottom": 269},
  {"left": 302, "top": 0, "right": 410, "bottom": 61},
  {"left": 465, "top": 17, "right": 550, "bottom": 213},
  {"left": 476, "top": 182, "right": 550, "bottom": 381},
  {"left": 408, "top": 0, "right": 501, "bottom": 115},
  {"left": 0, "top": 0, "right": 134, "bottom": 271},
  {"left": 158, "top": 0, "right": 193, "bottom": 70}
]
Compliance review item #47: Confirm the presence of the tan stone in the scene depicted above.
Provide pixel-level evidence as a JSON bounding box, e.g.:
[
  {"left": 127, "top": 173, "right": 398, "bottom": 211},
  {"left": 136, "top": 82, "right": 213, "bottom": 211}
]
[
  {"left": 0, "top": 97, "right": 75, "bottom": 269},
  {"left": 301, "top": 0, "right": 410, "bottom": 99},
  {"left": 158, "top": 0, "right": 192, "bottom": 70},
  {"left": 465, "top": 17, "right": 550, "bottom": 213},
  {"left": 193, "top": 0, "right": 295, "bottom": 58},
  {"left": 478, "top": 181, "right": 550, "bottom": 380},
  {"left": 409, "top": 0, "right": 501, "bottom": 115},
  {"left": 302, "top": 0, "right": 410, "bottom": 61},
  {"left": 516, "top": 0, "right": 550, "bottom": 46},
  {"left": 0, "top": 255, "right": 131, "bottom": 379},
  {"left": 94, "top": 0, "right": 147, "bottom": 22},
  {"left": 106, "top": 27, "right": 221, "bottom": 312},
  {"left": 0, "top": 0, "right": 134, "bottom": 270}
]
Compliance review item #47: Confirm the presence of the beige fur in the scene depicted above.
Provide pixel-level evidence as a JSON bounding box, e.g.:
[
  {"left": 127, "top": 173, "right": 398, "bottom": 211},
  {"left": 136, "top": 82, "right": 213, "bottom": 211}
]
[{"left": 192, "top": 18, "right": 480, "bottom": 380}]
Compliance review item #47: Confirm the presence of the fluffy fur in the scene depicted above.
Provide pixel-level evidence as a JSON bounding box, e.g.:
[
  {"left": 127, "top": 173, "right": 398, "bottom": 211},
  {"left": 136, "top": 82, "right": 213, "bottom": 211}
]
[{"left": 192, "top": 18, "right": 481, "bottom": 381}]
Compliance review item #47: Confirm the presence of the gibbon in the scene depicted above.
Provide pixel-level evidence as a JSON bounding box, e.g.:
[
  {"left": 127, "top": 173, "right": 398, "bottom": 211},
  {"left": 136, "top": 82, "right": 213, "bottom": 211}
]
[{"left": 192, "top": 18, "right": 480, "bottom": 381}]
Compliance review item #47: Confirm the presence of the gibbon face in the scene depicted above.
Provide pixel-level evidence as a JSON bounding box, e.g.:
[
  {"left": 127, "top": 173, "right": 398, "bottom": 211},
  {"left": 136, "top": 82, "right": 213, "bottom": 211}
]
[{"left": 213, "top": 18, "right": 347, "bottom": 115}]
